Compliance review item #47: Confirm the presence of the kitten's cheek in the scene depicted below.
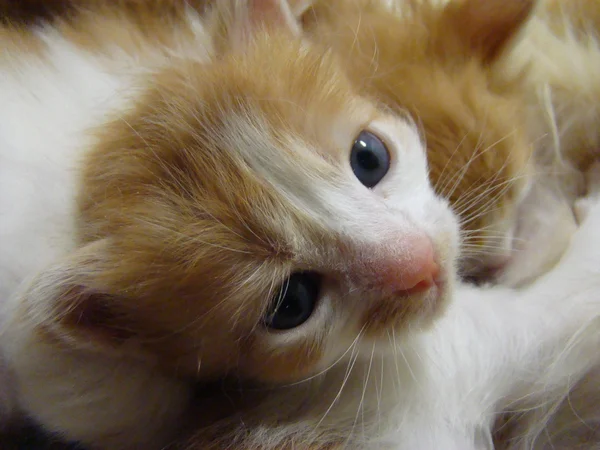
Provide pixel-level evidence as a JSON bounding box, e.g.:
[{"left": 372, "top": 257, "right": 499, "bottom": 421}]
[{"left": 239, "top": 338, "right": 324, "bottom": 384}]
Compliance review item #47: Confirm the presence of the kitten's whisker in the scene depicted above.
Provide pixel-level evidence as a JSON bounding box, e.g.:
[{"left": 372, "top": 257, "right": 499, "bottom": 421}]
[
  {"left": 315, "top": 335, "right": 363, "bottom": 430},
  {"left": 452, "top": 174, "right": 518, "bottom": 215},
  {"left": 435, "top": 132, "right": 470, "bottom": 194},
  {"left": 279, "top": 327, "right": 366, "bottom": 387},
  {"left": 438, "top": 122, "right": 490, "bottom": 199},
  {"left": 390, "top": 329, "right": 402, "bottom": 395},
  {"left": 347, "top": 342, "right": 376, "bottom": 446},
  {"left": 442, "top": 122, "right": 502, "bottom": 201},
  {"left": 445, "top": 152, "right": 515, "bottom": 210},
  {"left": 459, "top": 179, "right": 521, "bottom": 226},
  {"left": 454, "top": 165, "right": 528, "bottom": 219},
  {"left": 445, "top": 131, "right": 516, "bottom": 202},
  {"left": 451, "top": 173, "right": 501, "bottom": 212}
]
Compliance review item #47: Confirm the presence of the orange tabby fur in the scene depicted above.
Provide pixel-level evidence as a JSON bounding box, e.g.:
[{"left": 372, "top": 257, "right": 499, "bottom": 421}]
[
  {"left": 302, "top": 0, "right": 535, "bottom": 279},
  {"left": 1, "top": 0, "right": 458, "bottom": 448},
  {"left": 0, "top": 0, "right": 536, "bottom": 280}
]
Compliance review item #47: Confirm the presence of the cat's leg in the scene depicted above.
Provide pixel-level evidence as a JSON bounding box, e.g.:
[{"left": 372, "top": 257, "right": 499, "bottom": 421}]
[{"left": 498, "top": 159, "right": 600, "bottom": 449}]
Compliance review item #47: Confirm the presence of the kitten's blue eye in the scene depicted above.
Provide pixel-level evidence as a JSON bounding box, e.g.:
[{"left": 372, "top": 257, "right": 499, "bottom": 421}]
[
  {"left": 264, "top": 272, "right": 321, "bottom": 330},
  {"left": 350, "top": 130, "right": 390, "bottom": 188}
]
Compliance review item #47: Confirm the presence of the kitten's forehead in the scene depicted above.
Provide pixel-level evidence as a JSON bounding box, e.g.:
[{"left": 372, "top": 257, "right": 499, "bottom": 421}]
[{"left": 190, "top": 38, "right": 393, "bottom": 236}]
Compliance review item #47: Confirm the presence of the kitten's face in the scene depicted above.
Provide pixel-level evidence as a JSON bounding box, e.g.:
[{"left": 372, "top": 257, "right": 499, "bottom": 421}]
[
  {"left": 303, "top": 0, "right": 535, "bottom": 281},
  {"left": 57, "top": 32, "right": 459, "bottom": 385}
]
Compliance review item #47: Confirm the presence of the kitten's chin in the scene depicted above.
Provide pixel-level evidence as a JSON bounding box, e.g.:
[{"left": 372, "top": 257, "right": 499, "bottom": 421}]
[
  {"left": 415, "top": 272, "right": 453, "bottom": 327},
  {"left": 358, "top": 281, "right": 452, "bottom": 357},
  {"left": 360, "top": 267, "right": 453, "bottom": 343}
]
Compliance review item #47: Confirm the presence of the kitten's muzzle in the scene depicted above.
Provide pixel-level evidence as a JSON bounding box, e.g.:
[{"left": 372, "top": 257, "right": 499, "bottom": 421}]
[{"left": 350, "top": 233, "right": 441, "bottom": 296}]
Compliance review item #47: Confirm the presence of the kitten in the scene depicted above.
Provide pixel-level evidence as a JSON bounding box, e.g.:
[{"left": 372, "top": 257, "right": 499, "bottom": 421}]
[
  {"left": 2, "top": 0, "right": 600, "bottom": 449},
  {"left": 0, "top": 0, "right": 457, "bottom": 448},
  {"left": 3, "top": 0, "right": 586, "bottom": 288},
  {"left": 302, "top": 0, "right": 600, "bottom": 287}
]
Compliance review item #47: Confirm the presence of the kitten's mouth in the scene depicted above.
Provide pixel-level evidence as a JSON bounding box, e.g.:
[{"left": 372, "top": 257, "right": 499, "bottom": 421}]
[{"left": 398, "top": 266, "right": 443, "bottom": 297}]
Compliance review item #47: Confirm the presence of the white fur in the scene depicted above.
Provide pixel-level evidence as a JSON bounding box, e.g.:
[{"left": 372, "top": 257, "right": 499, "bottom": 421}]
[
  {"left": 390, "top": 177, "right": 600, "bottom": 449},
  {"left": 498, "top": 176, "right": 579, "bottom": 287},
  {"left": 0, "top": 27, "right": 133, "bottom": 432},
  {"left": 0, "top": 34, "right": 124, "bottom": 302},
  {"left": 0, "top": 14, "right": 210, "bottom": 447},
  {"left": 233, "top": 192, "right": 600, "bottom": 450}
]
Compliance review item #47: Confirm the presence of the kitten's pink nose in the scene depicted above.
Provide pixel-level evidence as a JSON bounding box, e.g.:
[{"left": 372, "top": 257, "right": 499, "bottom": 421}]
[{"left": 378, "top": 236, "right": 439, "bottom": 294}]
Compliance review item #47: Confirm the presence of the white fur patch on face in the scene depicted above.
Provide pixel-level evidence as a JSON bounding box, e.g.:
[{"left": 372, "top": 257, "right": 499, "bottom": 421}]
[
  {"left": 222, "top": 104, "right": 460, "bottom": 372},
  {"left": 221, "top": 107, "right": 459, "bottom": 256}
]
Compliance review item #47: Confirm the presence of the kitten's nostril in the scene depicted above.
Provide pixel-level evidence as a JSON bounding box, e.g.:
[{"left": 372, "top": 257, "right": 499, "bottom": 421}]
[
  {"left": 377, "top": 235, "right": 440, "bottom": 294},
  {"left": 403, "top": 277, "right": 435, "bottom": 296}
]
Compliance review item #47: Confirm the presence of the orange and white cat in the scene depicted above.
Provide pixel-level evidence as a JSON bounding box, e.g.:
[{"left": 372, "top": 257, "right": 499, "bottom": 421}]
[
  {"left": 0, "top": 0, "right": 457, "bottom": 447},
  {"left": 1, "top": 1, "right": 600, "bottom": 450}
]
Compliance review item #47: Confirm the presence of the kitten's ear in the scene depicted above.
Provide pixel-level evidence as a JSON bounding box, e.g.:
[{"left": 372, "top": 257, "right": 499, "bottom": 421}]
[
  {"left": 211, "top": 0, "right": 310, "bottom": 53},
  {"left": 443, "top": 0, "right": 536, "bottom": 63},
  {"left": 19, "top": 239, "right": 136, "bottom": 354}
]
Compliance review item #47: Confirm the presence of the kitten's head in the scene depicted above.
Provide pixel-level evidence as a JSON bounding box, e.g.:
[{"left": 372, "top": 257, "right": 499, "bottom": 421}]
[
  {"left": 303, "top": 0, "right": 536, "bottom": 280},
  {"left": 19, "top": 0, "right": 458, "bottom": 386}
]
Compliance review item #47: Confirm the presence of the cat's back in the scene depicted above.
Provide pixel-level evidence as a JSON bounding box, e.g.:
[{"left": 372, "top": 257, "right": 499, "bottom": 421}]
[{"left": 0, "top": 2, "right": 212, "bottom": 301}]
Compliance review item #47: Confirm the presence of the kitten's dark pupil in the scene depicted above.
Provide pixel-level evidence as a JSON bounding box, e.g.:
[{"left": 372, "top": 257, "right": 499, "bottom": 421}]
[
  {"left": 350, "top": 130, "right": 391, "bottom": 188},
  {"left": 356, "top": 148, "right": 380, "bottom": 171},
  {"left": 265, "top": 272, "right": 321, "bottom": 330}
]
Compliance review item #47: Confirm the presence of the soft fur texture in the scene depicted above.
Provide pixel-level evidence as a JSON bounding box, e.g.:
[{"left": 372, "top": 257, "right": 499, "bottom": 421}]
[
  {"left": 178, "top": 176, "right": 600, "bottom": 450},
  {"left": 1, "top": 1, "right": 600, "bottom": 450},
  {"left": 303, "top": 0, "right": 600, "bottom": 287},
  {"left": 492, "top": 0, "right": 600, "bottom": 289},
  {"left": 1, "top": 0, "right": 457, "bottom": 448},
  {"left": 302, "top": 0, "right": 537, "bottom": 281}
]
